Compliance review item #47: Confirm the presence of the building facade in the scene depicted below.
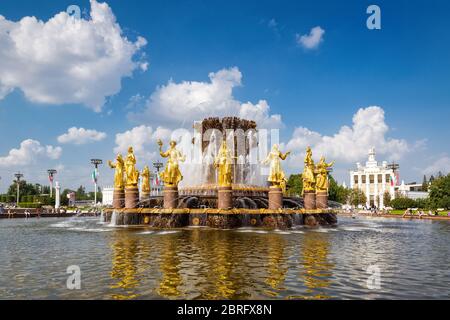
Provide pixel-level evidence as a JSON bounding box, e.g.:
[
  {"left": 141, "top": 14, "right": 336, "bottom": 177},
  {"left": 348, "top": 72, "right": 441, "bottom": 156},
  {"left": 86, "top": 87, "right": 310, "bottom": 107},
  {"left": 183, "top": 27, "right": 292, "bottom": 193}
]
[{"left": 350, "top": 148, "right": 396, "bottom": 209}]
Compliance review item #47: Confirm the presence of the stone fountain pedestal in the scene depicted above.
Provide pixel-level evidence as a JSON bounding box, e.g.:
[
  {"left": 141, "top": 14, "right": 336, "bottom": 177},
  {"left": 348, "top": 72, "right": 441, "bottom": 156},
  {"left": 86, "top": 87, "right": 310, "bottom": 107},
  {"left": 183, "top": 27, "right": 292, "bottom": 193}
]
[
  {"left": 303, "top": 190, "right": 316, "bottom": 210},
  {"left": 268, "top": 186, "right": 283, "bottom": 210},
  {"left": 125, "top": 186, "right": 139, "bottom": 209},
  {"left": 218, "top": 186, "right": 233, "bottom": 209},
  {"left": 164, "top": 186, "right": 179, "bottom": 209},
  {"left": 140, "top": 191, "right": 150, "bottom": 205},
  {"left": 113, "top": 188, "right": 125, "bottom": 209},
  {"left": 316, "top": 191, "right": 328, "bottom": 209}
]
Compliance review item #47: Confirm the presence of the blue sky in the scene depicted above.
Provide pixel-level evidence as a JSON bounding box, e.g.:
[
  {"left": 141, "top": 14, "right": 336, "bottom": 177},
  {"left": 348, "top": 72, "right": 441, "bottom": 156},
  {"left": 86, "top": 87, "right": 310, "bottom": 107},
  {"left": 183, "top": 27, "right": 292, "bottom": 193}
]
[{"left": 0, "top": 0, "right": 449, "bottom": 193}]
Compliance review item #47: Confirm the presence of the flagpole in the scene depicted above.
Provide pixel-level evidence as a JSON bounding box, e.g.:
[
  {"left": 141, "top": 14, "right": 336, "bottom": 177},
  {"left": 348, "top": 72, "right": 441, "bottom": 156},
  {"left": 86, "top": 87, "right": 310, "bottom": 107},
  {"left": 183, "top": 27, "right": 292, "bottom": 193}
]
[{"left": 90, "top": 159, "right": 103, "bottom": 206}]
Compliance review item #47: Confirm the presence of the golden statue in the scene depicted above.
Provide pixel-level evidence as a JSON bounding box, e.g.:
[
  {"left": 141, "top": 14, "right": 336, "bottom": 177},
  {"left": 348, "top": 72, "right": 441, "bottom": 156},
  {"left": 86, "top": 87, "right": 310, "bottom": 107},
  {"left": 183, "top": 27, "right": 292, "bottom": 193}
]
[
  {"left": 124, "top": 147, "right": 140, "bottom": 187},
  {"left": 315, "top": 156, "right": 334, "bottom": 193},
  {"left": 108, "top": 154, "right": 125, "bottom": 189},
  {"left": 302, "top": 147, "right": 316, "bottom": 192},
  {"left": 214, "top": 141, "right": 234, "bottom": 187},
  {"left": 158, "top": 139, "right": 186, "bottom": 187},
  {"left": 141, "top": 165, "right": 151, "bottom": 193},
  {"left": 262, "top": 144, "right": 290, "bottom": 192}
]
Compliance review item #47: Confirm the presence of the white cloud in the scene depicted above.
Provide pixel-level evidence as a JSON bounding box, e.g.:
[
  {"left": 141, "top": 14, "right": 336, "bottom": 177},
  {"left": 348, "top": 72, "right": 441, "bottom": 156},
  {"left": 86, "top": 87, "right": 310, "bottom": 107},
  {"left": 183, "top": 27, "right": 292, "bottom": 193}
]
[
  {"left": 0, "top": 139, "right": 62, "bottom": 167},
  {"left": 128, "top": 67, "right": 283, "bottom": 129},
  {"left": 423, "top": 156, "right": 450, "bottom": 176},
  {"left": 285, "top": 106, "right": 410, "bottom": 166},
  {"left": 57, "top": 127, "right": 107, "bottom": 145},
  {"left": 0, "top": 0, "right": 147, "bottom": 111},
  {"left": 114, "top": 125, "right": 172, "bottom": 162},
  {"left": 296, "top": 26, "right": 325, "bottom": 49}
]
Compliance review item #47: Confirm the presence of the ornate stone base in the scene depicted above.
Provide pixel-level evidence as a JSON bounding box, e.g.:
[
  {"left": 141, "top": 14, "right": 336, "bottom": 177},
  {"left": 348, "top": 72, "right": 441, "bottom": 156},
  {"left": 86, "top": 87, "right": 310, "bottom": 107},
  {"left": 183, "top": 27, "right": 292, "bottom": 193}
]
[
  {"left": 140, "top": 191, "right": 150, "bottom": 204},
  {"left": 304, "top": 190, "right": 316, "bottom": 210},
  {"left": 164, "top": 186, "right": 179, "bottom": 209},
  {"left": 316, "top": 191, "right": 328, "bottom": 209},
  {"left": 218, "top": 186, "right": 233, "bottom": 209},
  {"left": 125, "top": 187, "right": 139, "bottom": 209},
  {"left": 268, "top": 186, "right": 283, "bottom": 210},
  {"left": 113, "top": 188, "right": 125, "bottom": 209}
]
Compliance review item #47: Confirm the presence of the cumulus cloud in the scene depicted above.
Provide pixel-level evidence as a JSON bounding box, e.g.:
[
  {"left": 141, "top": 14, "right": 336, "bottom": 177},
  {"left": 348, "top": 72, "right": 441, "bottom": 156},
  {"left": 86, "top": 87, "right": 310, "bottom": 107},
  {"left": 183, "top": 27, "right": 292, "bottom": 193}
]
[
  {"left": 0, "top": 139, "right": 62, "bottom": 167},
  {"left": 296, "top": 26, "right": 325, "bottom": 49},
  {"left": 128, "top": 67, "right": 283, "bottom": 129},
  {"left": 0, "top": 0, "right": 147, "bottom": 111},
  {"left": 114, "top": 125, "right": 172, "bottom": 162},
  {"left": 57, "top": 127, "right": 107, "bottom": 145},
  {"left": 423, "top": 156, "right": 450, "bottom": 176},
  {"left": 285, "top": 106, "right": 410, "bottom": 166}
]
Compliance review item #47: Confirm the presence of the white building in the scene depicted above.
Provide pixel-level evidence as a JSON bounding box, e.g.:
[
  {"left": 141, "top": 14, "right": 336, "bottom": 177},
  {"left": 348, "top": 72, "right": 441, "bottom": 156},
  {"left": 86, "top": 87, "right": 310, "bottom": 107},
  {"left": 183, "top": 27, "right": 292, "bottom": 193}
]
[
  {"left": 350, "top": 148, "right": 396, "bottom": 209},
  {"left": 395, "top": 181, "right": 429, "bottom": 200}
]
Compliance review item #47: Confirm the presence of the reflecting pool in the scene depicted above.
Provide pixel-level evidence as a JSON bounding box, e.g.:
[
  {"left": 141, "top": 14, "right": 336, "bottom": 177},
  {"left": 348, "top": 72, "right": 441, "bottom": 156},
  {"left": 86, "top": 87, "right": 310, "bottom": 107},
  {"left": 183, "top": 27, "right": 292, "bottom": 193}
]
[{"left": 0, "top": 216, "right": 449, "bottom": 299}]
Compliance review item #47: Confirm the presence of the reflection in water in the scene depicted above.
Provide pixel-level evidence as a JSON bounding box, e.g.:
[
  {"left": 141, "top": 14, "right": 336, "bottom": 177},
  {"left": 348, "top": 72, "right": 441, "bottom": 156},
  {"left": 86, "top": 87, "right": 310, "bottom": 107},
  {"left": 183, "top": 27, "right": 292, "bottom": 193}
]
[
  {"left": 157, "top": 239, "right": 183, "bottom": 298},
  {"left": 299, "top": 233, "right": 334, "bottom": 299},
  {"left": 264, "top": 234, "right": 288, "bottom": 297},
  {"left": 3, "top": 217, "right": 448, "bottom": 299},
  {"left": 110, "top": 236, "right": 141, "bottom": 300}
]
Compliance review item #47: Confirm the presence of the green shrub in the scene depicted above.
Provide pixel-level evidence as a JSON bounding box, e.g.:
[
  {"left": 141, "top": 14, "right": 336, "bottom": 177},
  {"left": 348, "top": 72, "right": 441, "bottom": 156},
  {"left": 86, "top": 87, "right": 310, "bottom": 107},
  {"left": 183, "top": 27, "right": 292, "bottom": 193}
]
[
  {"left": 18, "top": 202, "right": 42, "bottom": 209},
  {"left": 390, "top": 197, "right": 417, "bottom": 210}
]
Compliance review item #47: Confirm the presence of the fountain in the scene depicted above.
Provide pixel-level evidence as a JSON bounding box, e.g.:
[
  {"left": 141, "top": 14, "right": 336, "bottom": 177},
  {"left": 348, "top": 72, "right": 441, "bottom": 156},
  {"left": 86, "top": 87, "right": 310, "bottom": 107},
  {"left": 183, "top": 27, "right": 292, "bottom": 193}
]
[{"left": 102, "top": 117, "right": 339, "bottom": 229}]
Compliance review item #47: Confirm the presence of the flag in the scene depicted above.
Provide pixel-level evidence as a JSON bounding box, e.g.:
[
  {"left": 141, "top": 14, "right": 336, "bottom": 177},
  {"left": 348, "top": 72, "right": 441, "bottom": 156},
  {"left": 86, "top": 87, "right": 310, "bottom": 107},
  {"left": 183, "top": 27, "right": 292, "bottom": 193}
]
[
  {"left": 49, "top": 174, "right": 54, "bottom": 183},
  {"left": 92, "top": 168, "right": 99, "bottom": 184}
]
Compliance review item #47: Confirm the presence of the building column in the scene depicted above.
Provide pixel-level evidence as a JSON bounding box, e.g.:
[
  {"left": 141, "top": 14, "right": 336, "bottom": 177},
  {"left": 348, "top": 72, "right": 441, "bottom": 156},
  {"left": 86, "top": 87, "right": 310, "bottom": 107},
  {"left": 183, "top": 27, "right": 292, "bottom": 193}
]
[
  {"left": 365, "top": 174, "right": 370, "bottom": 208},
  {"left": 374, "top": 174, "right": 379, "bottom": 208},
  {"left": 381, "top": 174, "right": 386, "bottom": 209}
]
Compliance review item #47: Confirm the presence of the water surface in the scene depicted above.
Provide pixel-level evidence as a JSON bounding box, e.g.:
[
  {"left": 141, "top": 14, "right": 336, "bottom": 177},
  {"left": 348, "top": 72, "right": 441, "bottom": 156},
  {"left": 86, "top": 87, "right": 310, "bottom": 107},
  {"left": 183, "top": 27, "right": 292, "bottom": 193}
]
[{"left": 0, "top": 216, "right": 449, "bottom": 299}]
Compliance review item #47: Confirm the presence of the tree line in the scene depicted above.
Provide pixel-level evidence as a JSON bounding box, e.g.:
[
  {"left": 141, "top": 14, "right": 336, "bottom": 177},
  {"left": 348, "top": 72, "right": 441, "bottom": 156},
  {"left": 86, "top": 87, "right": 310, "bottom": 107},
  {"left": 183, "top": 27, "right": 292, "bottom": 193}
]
[
  {"left": 286, "top": 172, "right": 450, "bottom": 210},
  {"left": 0, "top": 180, "right": 101, "bottom": 207}
]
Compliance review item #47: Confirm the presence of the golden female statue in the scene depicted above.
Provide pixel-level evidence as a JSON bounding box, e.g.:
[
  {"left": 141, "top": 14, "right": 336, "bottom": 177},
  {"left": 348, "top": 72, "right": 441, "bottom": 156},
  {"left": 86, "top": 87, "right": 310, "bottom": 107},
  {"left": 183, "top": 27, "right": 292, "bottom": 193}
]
[
  {"left": 315, "top": 156, "right": 334, "bottom": 193},
  {"left": 141, "top": 165, "right": 151, "bottom": 193},
  {"left": 214, "top": 141, "right": 234, "bottom": 187},
  {"left": 125, "top": 147, "right": 140, "bottom": 187},
  {"left": 108, "top": 154, "right": 125, "bottom": 189},
  {"left": 158, "top": 139, "right": 186, "bottom": 187},
  {"left": 262, "top": 144, "right": 290, "bottom": 192},
  {"left": 302, "top": 147, "right": 316, "bottom": 192}
]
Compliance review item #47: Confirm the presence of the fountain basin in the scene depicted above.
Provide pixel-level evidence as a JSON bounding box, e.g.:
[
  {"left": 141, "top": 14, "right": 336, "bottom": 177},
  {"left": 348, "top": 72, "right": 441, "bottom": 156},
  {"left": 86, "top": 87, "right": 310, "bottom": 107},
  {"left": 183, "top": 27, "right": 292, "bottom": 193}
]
[{"left": 103, "top": 208, "right": 338, "bottom": 229}]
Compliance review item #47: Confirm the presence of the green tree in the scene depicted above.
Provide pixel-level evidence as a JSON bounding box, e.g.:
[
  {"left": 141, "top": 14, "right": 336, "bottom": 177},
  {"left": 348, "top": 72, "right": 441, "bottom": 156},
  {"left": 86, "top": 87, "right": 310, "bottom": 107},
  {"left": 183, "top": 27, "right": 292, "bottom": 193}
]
[
  {"left": 7, "top": 180, "right": 40, "bottom": 197},
  {"left": 383, "top": 191, "right": 392, "bottom": 207},
  {"left": 422, "top": 175, "right": 428, "bottom": 192},
  {"left": 328, "top": 176, "right": 350, "bottom": 204},
  {"left": 347, "top": 188, "right": 367, "bottom": 207},
  {"left": 428, "top": 174, "right": 450, "bottom": 209},
  {"left": 286, "top": 174, "right": 303, "bottom": 196}
]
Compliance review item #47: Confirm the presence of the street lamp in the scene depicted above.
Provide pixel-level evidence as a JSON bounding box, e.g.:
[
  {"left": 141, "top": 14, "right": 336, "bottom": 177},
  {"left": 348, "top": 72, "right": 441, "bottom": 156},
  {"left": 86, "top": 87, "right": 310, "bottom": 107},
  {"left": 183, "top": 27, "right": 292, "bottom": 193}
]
[
  {"left": 14, "top": 172, "right": 24, "bottom": 206},
  {"left": 47, "top": 169, "right": 57, "bottom": 197},
  {"left": 90, "top": 159, "right": 103, "bottom": 206}
]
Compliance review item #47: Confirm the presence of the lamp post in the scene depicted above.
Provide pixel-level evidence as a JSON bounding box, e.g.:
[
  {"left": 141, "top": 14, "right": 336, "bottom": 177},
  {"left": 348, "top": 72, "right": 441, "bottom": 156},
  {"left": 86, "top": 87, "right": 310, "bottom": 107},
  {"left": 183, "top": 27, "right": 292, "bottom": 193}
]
[
  {"left": 47, "top": 169, "right": 57, "bottom": 198},
  {"left": 90, "top": 159, "right": 103, "bottom": 206},
  {"left": 14, "top": 172, "right": 24, "bottom": 206}
]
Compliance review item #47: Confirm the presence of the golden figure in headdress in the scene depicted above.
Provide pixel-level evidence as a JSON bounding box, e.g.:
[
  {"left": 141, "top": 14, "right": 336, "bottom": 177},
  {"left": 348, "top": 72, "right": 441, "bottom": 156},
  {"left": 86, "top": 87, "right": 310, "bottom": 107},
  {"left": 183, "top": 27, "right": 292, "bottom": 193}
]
[
  {"left": 302, "top": 147, "right": 316, "bottom": 192},
  {"left": 108, "top": 154, "right": 125, "bottom": 189},
  {"left": 125, "top": 147, "right": 140, "bottom": 187},
  {"left": 214, "top": 141, "right": 234, "bottom": 187},
  {"left": 158, "top": 139, "right": 186, "bottom": 187},
  {"left": 315, "top": 156, "right": 334, "bottom": 193},
  {"left": 141, "top": 165, "right": 151, "bottom": 193},
  {"left": 262, "top": 144, "right": 290, "bottom": 192}
]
